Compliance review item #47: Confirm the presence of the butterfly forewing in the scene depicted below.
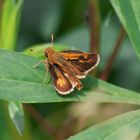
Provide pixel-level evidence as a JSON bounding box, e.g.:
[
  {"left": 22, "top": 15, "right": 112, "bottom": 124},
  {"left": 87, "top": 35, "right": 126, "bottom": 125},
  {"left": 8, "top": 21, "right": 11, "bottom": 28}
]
[{"left": 60, "top": 50, "right": 100, "bottom": 75}]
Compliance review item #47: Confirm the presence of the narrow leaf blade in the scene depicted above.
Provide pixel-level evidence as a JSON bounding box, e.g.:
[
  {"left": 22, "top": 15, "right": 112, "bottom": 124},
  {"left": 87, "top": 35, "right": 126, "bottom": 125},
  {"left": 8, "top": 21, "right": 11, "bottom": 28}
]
[
  {"left": 8, "top": 101, "right": 24, "bottom": 135},
  {"left": 1, "top": 0, "right": 23, "bottom": 50}
]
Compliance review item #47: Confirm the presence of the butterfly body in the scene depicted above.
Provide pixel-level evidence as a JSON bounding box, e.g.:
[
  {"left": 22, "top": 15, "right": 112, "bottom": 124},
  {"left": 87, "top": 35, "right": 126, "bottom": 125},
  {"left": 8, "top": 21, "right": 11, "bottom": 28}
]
[{"left": 44, "top": 47, "right": 100, "bottom": 95}]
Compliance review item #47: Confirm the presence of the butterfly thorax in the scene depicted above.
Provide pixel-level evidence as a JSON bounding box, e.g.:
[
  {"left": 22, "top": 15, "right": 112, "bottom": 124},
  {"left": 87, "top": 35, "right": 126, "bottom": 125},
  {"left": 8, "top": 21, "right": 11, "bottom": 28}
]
[
  {"left": 45, "top": 47, "right": 60, "bottom": 63},
  {"left": 45, "top": 47, "right": 54, "bottom": 57}
]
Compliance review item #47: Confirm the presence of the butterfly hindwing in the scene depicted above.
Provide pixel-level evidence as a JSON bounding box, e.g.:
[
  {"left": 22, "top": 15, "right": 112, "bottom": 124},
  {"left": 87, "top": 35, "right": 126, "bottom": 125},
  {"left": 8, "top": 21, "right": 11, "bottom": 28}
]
[{"left": 48, "top": 63, "right": 74, "bottom": 95}]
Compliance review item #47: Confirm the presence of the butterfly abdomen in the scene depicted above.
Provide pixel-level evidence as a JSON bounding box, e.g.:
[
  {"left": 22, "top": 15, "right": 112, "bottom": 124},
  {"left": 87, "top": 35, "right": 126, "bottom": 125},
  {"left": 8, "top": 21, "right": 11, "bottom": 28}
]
[{"left": 73, "top": 76, "right": 83, "bottom": 90}]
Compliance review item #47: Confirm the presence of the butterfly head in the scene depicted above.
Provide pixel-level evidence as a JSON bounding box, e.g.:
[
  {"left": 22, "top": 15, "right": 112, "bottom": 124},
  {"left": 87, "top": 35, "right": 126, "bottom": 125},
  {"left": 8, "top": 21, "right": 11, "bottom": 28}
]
[{"left": 44, "top": 47, "right": 55, "bottom": 57}]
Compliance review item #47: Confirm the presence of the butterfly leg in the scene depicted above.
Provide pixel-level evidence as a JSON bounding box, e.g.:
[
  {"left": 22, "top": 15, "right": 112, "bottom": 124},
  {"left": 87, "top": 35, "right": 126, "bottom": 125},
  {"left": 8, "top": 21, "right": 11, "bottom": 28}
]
[
  {"left": 32, "top": 60, "right": 51, "bottom": 84},
  {"left": 32, "top": 60, "right": 44, "bottom": 68},
  {"left": 43, "top": 61, "right": 50, "bottom": 84},
  {"left": 43, "top": 73, "right": 48, "bottom": 84}
]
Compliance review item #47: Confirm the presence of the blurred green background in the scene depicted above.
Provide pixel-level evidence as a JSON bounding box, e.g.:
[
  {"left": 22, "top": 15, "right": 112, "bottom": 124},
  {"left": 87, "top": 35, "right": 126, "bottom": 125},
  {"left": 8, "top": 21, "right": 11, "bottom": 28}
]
[{"left": 0, "top": 0, "right": 140, "bottom": 140}]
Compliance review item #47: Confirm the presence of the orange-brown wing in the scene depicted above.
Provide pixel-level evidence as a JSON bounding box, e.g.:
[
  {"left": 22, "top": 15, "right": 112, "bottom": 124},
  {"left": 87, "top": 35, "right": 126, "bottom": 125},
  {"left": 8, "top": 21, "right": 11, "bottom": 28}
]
[
  {"left": 48, "top": 63, "right": 74, "bottom": 95},
  {"left": 60, "top": 50, "right": 100, "bottom": 75}
]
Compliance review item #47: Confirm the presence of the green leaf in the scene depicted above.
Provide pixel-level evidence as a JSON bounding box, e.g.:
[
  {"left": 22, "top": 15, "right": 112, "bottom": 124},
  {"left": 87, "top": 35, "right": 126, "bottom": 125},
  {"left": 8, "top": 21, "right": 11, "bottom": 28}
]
[
  {"left": 0, "top": 49, "right": 140, "bottom": 104},
  {"left": 110, "top": 0, "right": 140, "bottom": 60},
  {"left": 8, "top": 102, "right": 24, "bottom": 135},
  {"left": 69, "top": 109, "right": 140, "bottom": 140},
  {"left": 1, "top": 0, "right": 23, "bottom": 50}
]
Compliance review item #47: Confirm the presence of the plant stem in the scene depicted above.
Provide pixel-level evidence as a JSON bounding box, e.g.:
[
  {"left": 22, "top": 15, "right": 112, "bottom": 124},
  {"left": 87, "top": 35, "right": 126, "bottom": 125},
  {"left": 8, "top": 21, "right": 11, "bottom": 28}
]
[
  {"left": 88, "top": 0, "right": 100, "bottom": 53},
  {"left": 100, "top": 27, "right": 126, "bottom": 80},
  {"left": 24, "top": 104, "right": 57, "bottom": 139}
]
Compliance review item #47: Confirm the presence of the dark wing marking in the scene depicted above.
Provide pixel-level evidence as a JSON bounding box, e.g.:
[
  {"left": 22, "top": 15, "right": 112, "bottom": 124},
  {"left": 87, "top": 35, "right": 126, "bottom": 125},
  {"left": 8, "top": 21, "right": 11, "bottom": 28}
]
[{"left": 60, "top": 50, "right": 100, "bottom": 75}]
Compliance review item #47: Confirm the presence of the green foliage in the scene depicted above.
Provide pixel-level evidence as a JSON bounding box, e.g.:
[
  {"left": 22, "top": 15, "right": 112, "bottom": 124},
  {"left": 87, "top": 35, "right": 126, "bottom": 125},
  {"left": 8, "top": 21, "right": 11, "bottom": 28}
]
[
  {"left": 110, "top": 0, "right": 140, "bottom": 60},
  {"left": 0, "top": 0, "right": 24, "bottom": 136},
  {"left": 0, "top": 49, "right": 140, "bottom": 105},
  {"left": 0, "top": 0, "right": 140, "bottom": 139},
  {"left": 69, "top": 110, "right": 140, "bottom": 140}
]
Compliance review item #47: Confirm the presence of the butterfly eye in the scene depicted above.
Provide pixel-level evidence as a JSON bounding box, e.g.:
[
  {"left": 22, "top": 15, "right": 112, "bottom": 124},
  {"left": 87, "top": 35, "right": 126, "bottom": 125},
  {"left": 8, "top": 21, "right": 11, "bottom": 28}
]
[{"left": 45, "top": 52, "right": 48, "bottom": 57}]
